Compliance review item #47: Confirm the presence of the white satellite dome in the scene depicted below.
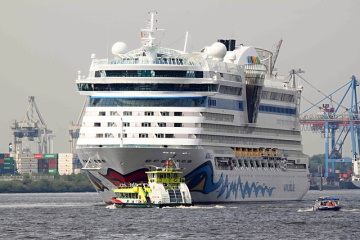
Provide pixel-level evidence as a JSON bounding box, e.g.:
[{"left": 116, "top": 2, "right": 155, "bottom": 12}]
[
  {"left": 111, "top": 42, "right": 128, "bottom": 55},
  {"left": 208, "top": 42, "right": 227, "bottom": 60}
]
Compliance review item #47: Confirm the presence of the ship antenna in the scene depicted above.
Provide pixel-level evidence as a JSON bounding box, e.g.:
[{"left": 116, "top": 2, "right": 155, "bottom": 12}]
[{"left": 183, "top": 32, "right": 189, "bottom": 52}]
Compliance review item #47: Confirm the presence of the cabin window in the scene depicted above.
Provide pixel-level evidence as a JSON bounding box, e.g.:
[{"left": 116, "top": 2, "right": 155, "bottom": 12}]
[
  {"left": 174, "top": 123, "right": 182, "bottom": 127},
  {"left": 99, "top": 111, "right": 106, "bottom": 116},
  {"left": 139, "top": 133, "right": 148, "bottom": 138},
  {"left": 174, "top": 112, "right": 182, "bottom": 116},
  {"left": 145, "top": 111, "right": 154, "bottom": 116},
  {"left": 123, "top": 111, "right": 132, "bottom": 116},
  {"left": 94, "top": 122, "right": 101, "bottom": 127},
  {"left": 142, "top": 122, "right": 151, "bottom": 127},
  {"left": 158, "top": 122, "right": 166, "bottom": 127},
  {"left": 161, "top": 112, "right": 169, "bottom": 116}
]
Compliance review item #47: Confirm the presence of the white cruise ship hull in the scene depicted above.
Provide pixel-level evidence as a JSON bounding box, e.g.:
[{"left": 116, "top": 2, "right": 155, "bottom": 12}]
[{"left": 77, "top": 147, "right": 309, "bottom": 204}]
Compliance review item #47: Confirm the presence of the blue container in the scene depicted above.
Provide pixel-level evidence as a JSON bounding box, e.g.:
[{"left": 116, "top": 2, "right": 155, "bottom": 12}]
[
  {"left": 38, "top": 168, "right": 49, "bottom": 173},
  {"left": 0, "top": 153, "right": 4, "bottom": 159},
  {"left": 0, "top": 169, "right": 14, "bottom": 174}
]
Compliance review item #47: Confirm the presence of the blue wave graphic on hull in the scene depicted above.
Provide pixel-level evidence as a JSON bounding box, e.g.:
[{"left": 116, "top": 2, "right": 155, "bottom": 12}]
[
  {"left": 218, "top": 174, "right": 276, "bottom": 199},
  {"left": 185, "top": 161, "right": 276, "bottom": 199}
]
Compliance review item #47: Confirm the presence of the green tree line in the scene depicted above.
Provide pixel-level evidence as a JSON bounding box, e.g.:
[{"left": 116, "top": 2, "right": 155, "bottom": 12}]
[
  {"left": 0, "top": 173, "right": 95, "bottom": 193},
  {"left": 309, "top": 154, "right": 352, "bottom": 173}
]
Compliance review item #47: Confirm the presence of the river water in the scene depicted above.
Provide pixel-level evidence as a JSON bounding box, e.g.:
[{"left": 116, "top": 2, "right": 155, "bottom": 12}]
[{"left": 0, "top": 189, "right": 359, "bottom": 240}]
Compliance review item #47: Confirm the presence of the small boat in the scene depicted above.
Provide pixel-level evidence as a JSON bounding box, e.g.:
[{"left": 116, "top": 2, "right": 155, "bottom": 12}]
[
  {"left": 111, "top": 158, "right": 193, "bottom": 208},
  {"left": 313, "top": 196, "right": 341, "bottom": 211}
]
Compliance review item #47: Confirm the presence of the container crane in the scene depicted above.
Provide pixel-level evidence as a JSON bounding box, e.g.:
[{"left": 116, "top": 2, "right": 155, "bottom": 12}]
[
  {"left": 68, "top": 98, "right": 87, "bottom": 154},
  {"left": 300, "top": 75, "right": 360, "bottom": 178},
  {"left": 10, "top": 96, "right": 54, "bottom": 154}
]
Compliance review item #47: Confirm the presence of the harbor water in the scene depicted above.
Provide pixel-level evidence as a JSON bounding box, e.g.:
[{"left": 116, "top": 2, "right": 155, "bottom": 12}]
[{"left": 0, "top": 190, "right": 359, "bottom": 239}]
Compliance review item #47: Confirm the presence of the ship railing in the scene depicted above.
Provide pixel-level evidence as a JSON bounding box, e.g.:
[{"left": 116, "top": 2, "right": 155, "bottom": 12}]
[
  {"left": 244, "top": 64, "right": 267, "bottom": 85},
  {"left": 92, "top": 58, "right": 204, "bottom": 66}
]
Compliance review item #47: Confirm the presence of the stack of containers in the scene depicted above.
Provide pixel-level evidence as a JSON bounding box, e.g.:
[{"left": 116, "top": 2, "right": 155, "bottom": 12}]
[
  {"left": 1, "top": 154, "right": 15, "bottom": 174},
  {"left": 43, "top": 154, "right": 58, "bottom": 174},
  {"left": 17, "top": 153, "right": 38, "bottom": 174},
  {"left": 58, "top": 153, "right": 73, "bottom": 175},
  {"left": 73, "top": 158, "right": 83, "bottom": 174},
  {"left": 35, "top": 154, "right": 47, "bottom": 173}
]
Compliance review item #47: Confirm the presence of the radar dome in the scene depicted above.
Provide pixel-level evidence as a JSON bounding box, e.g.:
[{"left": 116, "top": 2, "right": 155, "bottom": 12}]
[
  {"left": 112, "top": 42, "right": 128, "bottom": 55},
  {"left": 208, "top": 42, "right": 227, "bottom": 60}
]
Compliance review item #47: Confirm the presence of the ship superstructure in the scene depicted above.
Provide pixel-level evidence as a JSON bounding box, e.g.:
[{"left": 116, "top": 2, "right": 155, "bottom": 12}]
[{"left": 75, "top": 11, "right": 309, "bottom": 203}]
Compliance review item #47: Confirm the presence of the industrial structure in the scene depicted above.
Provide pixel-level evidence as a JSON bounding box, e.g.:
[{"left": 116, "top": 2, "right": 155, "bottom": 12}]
[
  {"left": 68, "top": 96, "right": 87, "bottom": 154},
  {"left": 299, "top": 75, "right": 360, "bottom": 178},
  {"left": 10, "top": 96, "right": 55, "bottom": 154}
]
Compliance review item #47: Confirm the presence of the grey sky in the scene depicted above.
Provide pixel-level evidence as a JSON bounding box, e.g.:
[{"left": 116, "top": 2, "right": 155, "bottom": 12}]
[{"left": 0, "top": 0, "right": 359, "bottom": 157}]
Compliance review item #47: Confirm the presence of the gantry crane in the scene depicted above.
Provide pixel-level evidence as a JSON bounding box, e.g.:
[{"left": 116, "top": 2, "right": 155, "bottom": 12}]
[
  {"left": 68, "top": 98, "right": 87, "bottom": 154},
  {"left": 300, "top": 75, "right": 360, "bottom": 177},
  {"left": 10, "top": 96, "right": 55, "bottom": 154}
]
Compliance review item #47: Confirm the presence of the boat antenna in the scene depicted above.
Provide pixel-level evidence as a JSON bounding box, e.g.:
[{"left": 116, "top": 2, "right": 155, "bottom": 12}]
[{"left": 183, "top": 32, "right": 189, "bottom": 52}]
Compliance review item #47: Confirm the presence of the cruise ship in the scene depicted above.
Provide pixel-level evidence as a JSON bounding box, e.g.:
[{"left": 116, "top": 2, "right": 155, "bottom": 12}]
[{"left": 75, "top": 11, "right": 310, "bottom": 204}]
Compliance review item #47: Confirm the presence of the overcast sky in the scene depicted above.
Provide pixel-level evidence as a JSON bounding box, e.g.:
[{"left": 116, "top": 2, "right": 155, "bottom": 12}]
[{"left": 1, "top": 0, "right": 359, "bottom": 157}]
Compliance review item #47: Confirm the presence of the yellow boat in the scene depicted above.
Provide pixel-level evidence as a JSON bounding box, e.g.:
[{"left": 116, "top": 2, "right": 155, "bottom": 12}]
[{"left": 111, "top": 158, "right": 193, "bottom": 208}]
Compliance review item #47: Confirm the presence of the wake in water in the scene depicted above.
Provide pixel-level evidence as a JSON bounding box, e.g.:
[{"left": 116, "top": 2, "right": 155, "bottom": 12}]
[
  {"left": 340, "top": 208, "right": 360, "bottom": 212},
  {"left": 297, "top": 208, "right": 315, "bottom": 212}
]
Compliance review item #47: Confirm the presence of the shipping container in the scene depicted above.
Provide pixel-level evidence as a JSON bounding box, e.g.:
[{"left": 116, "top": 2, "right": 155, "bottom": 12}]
[
  {"left": 58, "top": 159, "right": 71, "bottom": 163},
  {"left": 19, "top": 158, "right": 38, "bottom": 164},
  {"left": 48, "top": 169, "right": 58, "bottom": 174},
  {"left": 48, "top": 158, "right": 57, "bottom": 164},
  {"left": 34, "top": 154, "right": 43, "bottom": 159},
  {"left": 49, "top": 164, "right": 57, "bottom": 169},
  {"left": 38, "top": 163, "right": 48, "bottom": 169},
  {"left": 38, "top": 168, "right": 49, "bottom": 173},
  {"left": 4, "top": 157, "right": 14, "bottom": 161},
  {"left": 3, "top": 166, "right": 14, "bottom": 170},
  {"left": 17, "top": 163, "right": 37, "bottom": 168},
  {"left": 0, "top": 159, "right": 4, "bottom": 164},
  {"left": 74, "top": 159, "right": 81, "bottom": 165},
  {"left": 43, "top": 154, "right": 58, "bottom": 159},
  {"left": 58, "top": 153, "right": 73, "bottom": 158},
  {"left": 18, "top": 153, "right": 35, "bottom": 159},
  {"left": 0, "top": 169, "right": 14, "bottom": 174},
  {"left": 58, "top": 169, "right": 73, "bottom": 175},
  {"left": 0, "top": 153, "right": 4, "bottom": 159},
  {"left": 19, "top": 169, "right": 39, "bottom": 174},
  {"left": 38, "top": 158, "right": 49, "bottom": 164}
]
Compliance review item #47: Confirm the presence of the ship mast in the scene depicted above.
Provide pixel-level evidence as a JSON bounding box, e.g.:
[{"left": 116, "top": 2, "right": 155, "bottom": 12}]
[{"left": 140, "top": 10, "right": 164, "bottom": 63}]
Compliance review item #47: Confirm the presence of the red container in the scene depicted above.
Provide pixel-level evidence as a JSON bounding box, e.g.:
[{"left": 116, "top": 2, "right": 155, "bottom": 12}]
[
  {"left": 49, "top": 163, "right": 57, "bottom": 169},
  {"left": 34, "top": 154, "right": 43, "bottom": 159},
  {"left": 48, "top": 158, "right": 57, "bottom": 164},
  {"left": 0, "top": 159, "right": 4, "bottom": 164}
]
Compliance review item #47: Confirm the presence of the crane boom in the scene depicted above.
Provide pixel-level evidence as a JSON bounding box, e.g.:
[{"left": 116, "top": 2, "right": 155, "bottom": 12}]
[{"left": 270, "top": 39, "right": 283, "bottom": 75}]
